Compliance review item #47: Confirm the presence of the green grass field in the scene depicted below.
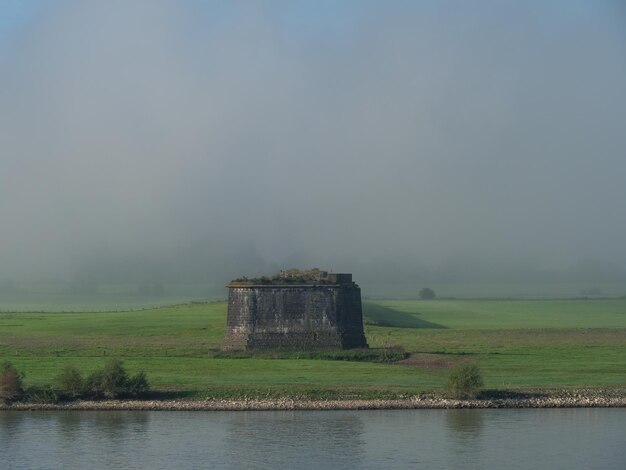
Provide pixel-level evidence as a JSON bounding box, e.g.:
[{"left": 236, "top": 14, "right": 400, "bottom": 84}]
[{"left": 1, "top": 299, "right": 625, "bottom": 397}]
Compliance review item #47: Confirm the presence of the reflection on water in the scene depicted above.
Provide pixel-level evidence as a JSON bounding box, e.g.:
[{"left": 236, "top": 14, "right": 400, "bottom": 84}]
[
  {"left": 57, "top": 410, "right": 150, "bottom": 441},
  {"left": 1, "top": 409, "right": 626, "bottom": 469},
  {"left": 1, "top": 411, "right": 154, "bottom": 470},
  {"left": 445, "top": 409, "right": 484, "bottom": 436},
  {"left": 444, "top": 410, "right": 486, "bottom": 468},
  {"left": 225, "top": 412, "right": 365, "bottom": 469}
]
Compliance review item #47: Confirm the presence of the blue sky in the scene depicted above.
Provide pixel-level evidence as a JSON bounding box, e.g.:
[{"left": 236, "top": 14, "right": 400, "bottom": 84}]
[
  {"left": 0, "top": 0, "right": 615, "bottom": 44},
  {"left": 0, "top": 0, "right": 42, "bottom": 34}
]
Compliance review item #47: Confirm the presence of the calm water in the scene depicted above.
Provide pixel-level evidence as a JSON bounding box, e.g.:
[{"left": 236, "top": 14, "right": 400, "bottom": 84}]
[{"left": 1, "top": 409, "right": 625, "bottom": 469}]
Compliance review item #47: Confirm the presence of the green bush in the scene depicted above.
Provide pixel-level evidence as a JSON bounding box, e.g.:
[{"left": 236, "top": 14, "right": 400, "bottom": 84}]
[
  {"left": 25, "top": 385, "right": 59, "bottom": 404},
  {"left": 126, "top": 370, "right": 150, "bottom": 397},
  {"left": 56, "top": 365, "right": 85, "bottom": 399},
  {"left": 100, "top": 358, "right": 129, "bottom": 398},
  {"left": 83, "top": 359, "right": 126, "bottom": 398},
  {"left": 2, "top": 360, "right": 150, "bottom": 403},
  {"left": 83, "top": 359, "right": 150, "bottom": 399},
  {"left": 84, "top": 369, "right": 105, "bottom": 398},
  {"left": 445, "top": 363, "right": 484, "bottom": 399},
  {"left": 0, "top": 361, "right": 24, "bottom": 403}
]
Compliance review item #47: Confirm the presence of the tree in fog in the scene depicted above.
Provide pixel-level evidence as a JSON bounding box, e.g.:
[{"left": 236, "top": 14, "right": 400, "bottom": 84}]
[{"left": 419, "top": 288, "right": 436, "bottom": 300}]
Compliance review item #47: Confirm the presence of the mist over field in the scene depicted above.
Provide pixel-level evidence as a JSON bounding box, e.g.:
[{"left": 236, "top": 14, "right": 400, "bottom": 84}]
[{"left": 1, "top": 1, "right": 626, "bottom": 301}]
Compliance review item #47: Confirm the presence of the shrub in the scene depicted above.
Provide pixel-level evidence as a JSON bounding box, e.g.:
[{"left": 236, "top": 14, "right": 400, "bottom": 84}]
[
  {"left": 101, "top": 359, "right": 131, "bottom": 398},
  {"left": 56, "top": 365, "right": 85, "bottom": 399},
  {"left": 0, "top": 361, "right": 24, "bottom": 403},
  {"left": 445, "top": 363, "right": 484, "bottom": 399},
  {"left": 84, "top": 359, "right": 150, "bottom": 399},
  {"left": 25, "top": 385, "right": 59, "bottom": 404},
  {"left": 85, "top": 369, "right": 106, "bottom": 399},
  {"left": 126, "top": 371, "right": 150, "bottom": 397},
  {"left": 92, "top": 359, "right": 129, "bottom": 399}
]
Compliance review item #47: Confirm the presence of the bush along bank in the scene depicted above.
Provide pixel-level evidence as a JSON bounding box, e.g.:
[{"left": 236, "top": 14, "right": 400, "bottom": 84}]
[
  {"left": 445, "top": 364, "right": 484, "bottom": 399},
  {"left": 0, "top": 361, "right": 25, "bottom": 403},
  {"left": 2, "top": 359, "right": 626, "bottom": 409},
  {"left": 0, "top": 359, "right": 150, "bottom": 405}
]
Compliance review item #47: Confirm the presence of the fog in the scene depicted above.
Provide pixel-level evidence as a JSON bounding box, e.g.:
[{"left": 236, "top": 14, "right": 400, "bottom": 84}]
[{"left": 1, "top": 1, "right": 625, "bottom": 299}]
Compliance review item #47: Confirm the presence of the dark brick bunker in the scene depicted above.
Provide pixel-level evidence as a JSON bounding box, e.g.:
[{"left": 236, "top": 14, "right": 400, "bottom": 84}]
[{"left": 223, "top": 269, "right": 368, "bottom": 350}]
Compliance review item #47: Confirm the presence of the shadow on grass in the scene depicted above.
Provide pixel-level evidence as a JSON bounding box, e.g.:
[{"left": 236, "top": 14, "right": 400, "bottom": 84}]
[
  {"left": 144, "top": 390, "right": 197, "bottom": 400},
  {"left": 363, "top": 303, "right": 447, "bottom": 329},
  {"left": 478, "top": 389, "right": 545, "bottom": 399},
  {"left": 411, "top": 351, "right": 532, "bottom": 357}
]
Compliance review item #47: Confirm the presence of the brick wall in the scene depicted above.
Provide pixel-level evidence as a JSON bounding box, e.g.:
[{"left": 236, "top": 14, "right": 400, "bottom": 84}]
[{"left": 223, "top": 284, "right": 368, "bottom": 350}]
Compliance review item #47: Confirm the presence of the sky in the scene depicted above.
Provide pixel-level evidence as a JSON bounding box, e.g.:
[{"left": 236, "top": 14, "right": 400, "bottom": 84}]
[{"left": 1, "top": 0, "right": 625, "bottom": 292}]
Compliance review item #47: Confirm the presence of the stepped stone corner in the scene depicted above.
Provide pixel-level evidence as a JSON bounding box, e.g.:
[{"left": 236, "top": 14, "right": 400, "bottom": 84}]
[{"left": 223, "top": 269, "right": 368, "bottom": 350}]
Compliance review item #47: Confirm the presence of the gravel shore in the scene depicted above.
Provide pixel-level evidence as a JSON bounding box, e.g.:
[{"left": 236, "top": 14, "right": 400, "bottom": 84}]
[{"left": 4, "top": 392, "right": 626, "bottom": 411}]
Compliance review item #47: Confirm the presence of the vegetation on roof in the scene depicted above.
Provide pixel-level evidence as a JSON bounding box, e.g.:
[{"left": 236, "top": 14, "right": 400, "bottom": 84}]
[{"left": 229, "top": 274, "right": 335, "bottom": 285}]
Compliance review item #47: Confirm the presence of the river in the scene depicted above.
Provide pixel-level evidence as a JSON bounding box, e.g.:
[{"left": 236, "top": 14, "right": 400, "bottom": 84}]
[{"left": 2, "top": 409, "right": 625, "bottom": 469}]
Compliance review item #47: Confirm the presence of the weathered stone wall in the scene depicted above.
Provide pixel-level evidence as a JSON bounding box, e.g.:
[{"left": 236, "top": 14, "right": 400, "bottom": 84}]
[{"left": 223, "top": 283, "right": 368, "bottom": 350}]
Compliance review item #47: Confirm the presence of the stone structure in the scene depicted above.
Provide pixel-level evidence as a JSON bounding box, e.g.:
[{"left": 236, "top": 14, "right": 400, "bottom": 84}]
[{"left": 223, "top": 269, "right": 368, "bottom": 350}]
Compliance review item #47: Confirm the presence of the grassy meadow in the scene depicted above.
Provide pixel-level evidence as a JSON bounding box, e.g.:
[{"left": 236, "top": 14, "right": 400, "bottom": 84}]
[{"left": 1, "top": 299, "right": 625, "bottom": 398}]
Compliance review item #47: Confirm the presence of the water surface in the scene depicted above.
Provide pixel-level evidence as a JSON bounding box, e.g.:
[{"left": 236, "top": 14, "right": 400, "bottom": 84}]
[{"left": 2, "top": 409, "right": 625, "bottom": 469}]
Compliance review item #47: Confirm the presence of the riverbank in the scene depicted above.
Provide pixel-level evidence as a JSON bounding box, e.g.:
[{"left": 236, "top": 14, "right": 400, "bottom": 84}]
[{"left": 4, "top": 390, "right": 626, "bottom": 411}]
